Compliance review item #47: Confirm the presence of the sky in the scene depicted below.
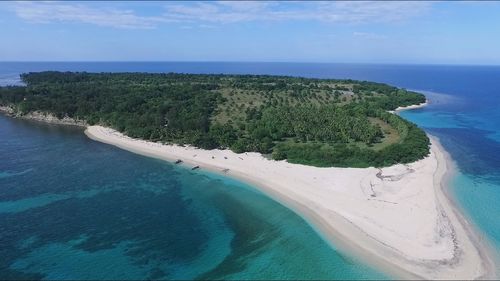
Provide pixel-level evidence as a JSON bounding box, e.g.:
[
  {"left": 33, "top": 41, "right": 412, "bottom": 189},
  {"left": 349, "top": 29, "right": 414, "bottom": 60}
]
[{"left": 1, "top": 1, "right": 500, "bottom": 65}]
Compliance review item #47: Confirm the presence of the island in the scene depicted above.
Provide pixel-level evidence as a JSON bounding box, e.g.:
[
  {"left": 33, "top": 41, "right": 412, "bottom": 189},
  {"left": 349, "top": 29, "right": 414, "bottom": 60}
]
[
  {"left": 0, "top": 72, "right": 429, "bottom": 167},
  {"left": 0, "top": 72, "right": 496, "bottom": 279}
]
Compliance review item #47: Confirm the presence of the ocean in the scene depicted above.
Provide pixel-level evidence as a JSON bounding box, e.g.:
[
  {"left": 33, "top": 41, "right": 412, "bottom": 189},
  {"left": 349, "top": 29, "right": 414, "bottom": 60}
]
[{"left": 1, "top": 62, "right": 499, "bottom": 279}]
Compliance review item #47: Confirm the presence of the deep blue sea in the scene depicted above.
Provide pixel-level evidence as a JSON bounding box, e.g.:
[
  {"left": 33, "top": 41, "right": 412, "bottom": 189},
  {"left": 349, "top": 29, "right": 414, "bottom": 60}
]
[{"left": 1, "top": 62, "right": 499, "bottom": 279}]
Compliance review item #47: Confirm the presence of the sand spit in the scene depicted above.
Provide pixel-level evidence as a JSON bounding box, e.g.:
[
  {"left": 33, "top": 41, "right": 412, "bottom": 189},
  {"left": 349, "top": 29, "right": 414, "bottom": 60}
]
[{"left": 85, "top": 125, "right": 496, "bottom": 280}]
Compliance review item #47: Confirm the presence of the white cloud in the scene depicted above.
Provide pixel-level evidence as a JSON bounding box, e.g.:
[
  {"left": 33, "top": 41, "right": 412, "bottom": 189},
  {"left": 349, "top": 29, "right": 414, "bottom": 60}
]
[
  {"left": 317, "top": 1, "right": 431, "bottom": 24},
  {"left": 353, "top": 32, "right": 387, "bottom": 40},
  {"left": 199, "top": 24, "right": 215, "bottom": 29},
  {"left": 216, "top": 1, "right": 271, "bottom": 12},
  {"left": 7, "top": 1, "right": 433, "bottom": 29},
  {"left": 10, "top": 1, "right": 175, "bottom": 29},
  {"left": 162, "top": 1, "right": 432, "bottom": 24},
  {"left": 162, "top": 2, "right": 269, "bottom": 24}
]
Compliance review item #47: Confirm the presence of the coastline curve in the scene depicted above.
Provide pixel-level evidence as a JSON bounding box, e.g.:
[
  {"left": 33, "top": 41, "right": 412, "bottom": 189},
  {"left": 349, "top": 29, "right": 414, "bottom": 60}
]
[{"left": 84, "top": 122, "right": 496, "bottom": 280}]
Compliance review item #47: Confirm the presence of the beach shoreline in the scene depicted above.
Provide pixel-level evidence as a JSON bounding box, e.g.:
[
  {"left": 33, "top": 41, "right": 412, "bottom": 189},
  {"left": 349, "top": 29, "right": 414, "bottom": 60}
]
[
  {"left": 389, "top": 100, "right": 429, "bottom": 114},
  {"left": 433, "top": 140, "right": 500, "bottom": 278},
  {"left": 2, "top": 101, "right": 495, "bottom": 279},
  {"left": 84, "top": 122, "right": 497, "bottom": 279},
  {"left": 0, "top": 105, "right": 87, "bottom": 127}
]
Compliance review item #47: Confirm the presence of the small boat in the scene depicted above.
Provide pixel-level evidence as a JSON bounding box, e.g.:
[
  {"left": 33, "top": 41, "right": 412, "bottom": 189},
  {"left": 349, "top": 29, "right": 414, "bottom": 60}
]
[
  {"left": 175, "top": 159, "right": 183, "bottom": 164},
  {"left": 191, "top": 166, "right": 200, "bottom": 170}
]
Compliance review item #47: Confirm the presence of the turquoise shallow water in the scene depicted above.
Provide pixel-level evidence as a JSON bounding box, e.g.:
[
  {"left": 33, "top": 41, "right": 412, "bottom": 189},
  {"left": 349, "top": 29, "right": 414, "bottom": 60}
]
[
  {"left": 401, "top": 103, "right": 500, "bottom": 253},
  {"left": 2, "top": 62, "right": 500, "bottom": 279},
  {"left": 0, "top": 115, "right": 386, "bottom": 280}
]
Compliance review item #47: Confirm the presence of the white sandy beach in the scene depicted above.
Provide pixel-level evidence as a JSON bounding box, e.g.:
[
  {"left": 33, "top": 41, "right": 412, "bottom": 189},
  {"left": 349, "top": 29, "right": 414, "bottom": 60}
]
[
  {"left": 84, "top": 121, "right": 496, "bottom": 279},
  {"left": 388, "top": 100, "right": 429, "bottom": 114}
]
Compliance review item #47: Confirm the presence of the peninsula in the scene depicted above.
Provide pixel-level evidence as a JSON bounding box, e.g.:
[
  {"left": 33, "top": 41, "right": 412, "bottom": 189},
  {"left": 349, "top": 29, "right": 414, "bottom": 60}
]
[{"left": 0, "top": 72, "right": 496, "bottom": 279}]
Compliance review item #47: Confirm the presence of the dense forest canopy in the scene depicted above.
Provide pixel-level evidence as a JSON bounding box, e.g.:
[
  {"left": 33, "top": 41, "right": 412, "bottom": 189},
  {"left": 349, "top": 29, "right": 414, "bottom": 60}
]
[{"left": 0, "top": 71, "right": 429, "bottom": 167}]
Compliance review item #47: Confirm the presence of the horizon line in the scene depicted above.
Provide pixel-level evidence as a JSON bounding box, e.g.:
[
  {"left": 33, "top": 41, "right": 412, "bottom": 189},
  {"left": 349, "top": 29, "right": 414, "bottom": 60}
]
[{"left": 1, "top": 61, "right": 500, "bottom": 67}]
